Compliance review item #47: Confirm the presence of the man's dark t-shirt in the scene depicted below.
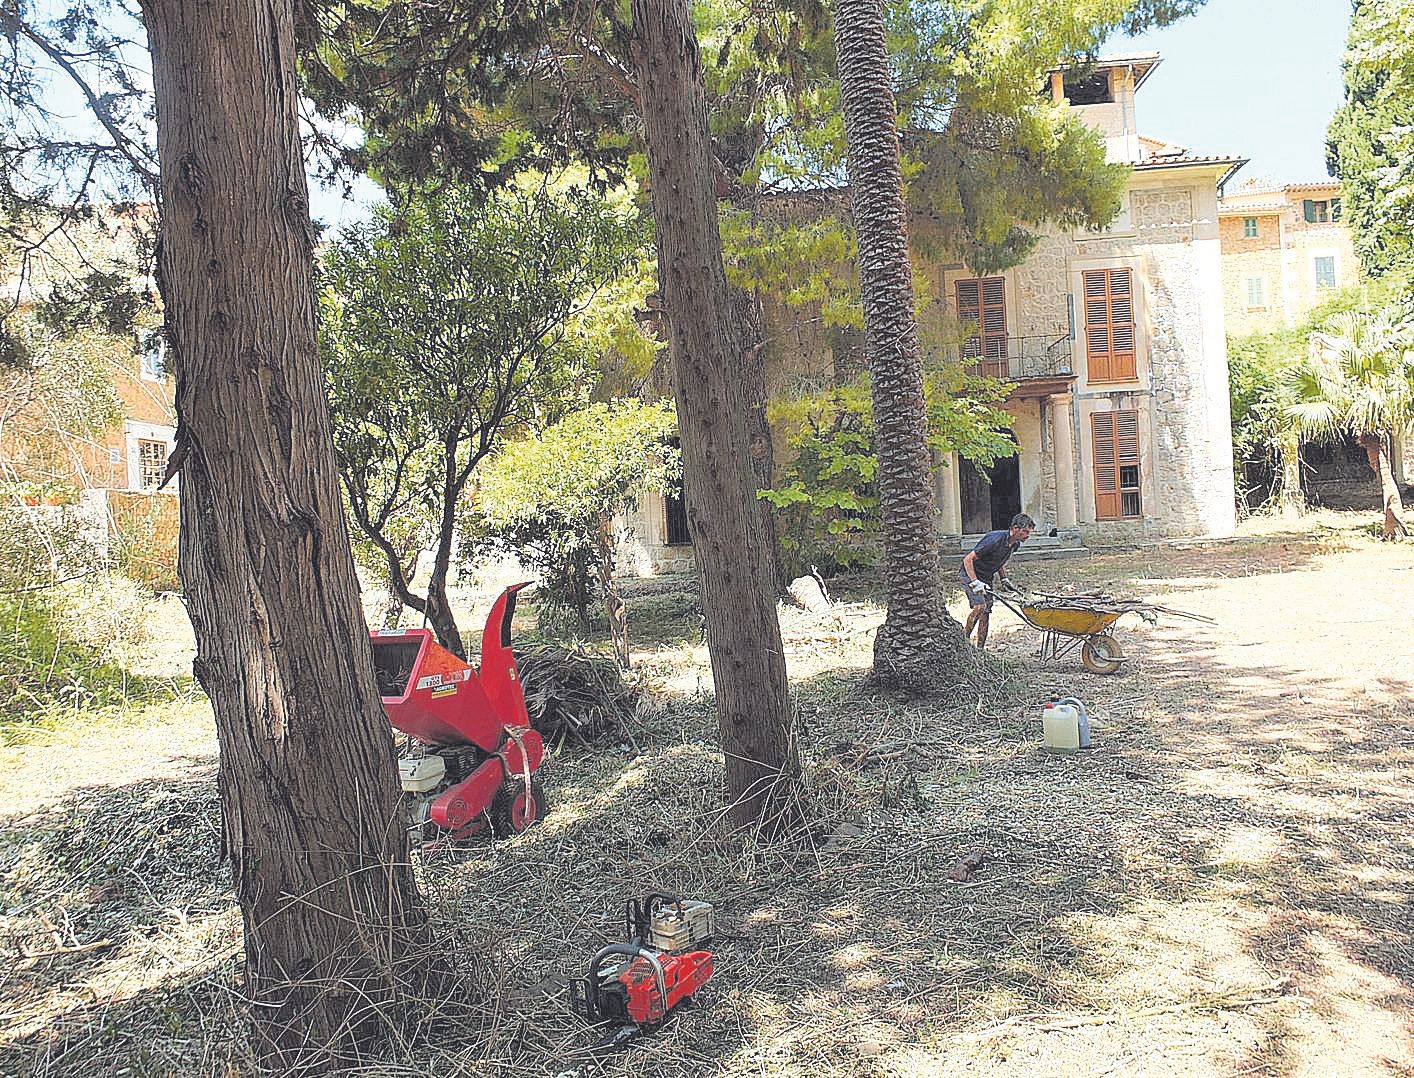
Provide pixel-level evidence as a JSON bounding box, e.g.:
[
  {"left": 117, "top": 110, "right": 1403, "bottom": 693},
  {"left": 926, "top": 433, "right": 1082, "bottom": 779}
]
[{"left": 969, "top": 529, "right": 1019, "bottom": 581}]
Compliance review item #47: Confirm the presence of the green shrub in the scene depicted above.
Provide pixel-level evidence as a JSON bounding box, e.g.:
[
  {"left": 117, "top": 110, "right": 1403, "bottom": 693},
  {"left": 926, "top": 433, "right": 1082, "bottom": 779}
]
[
  {"left": 761, "top": 368, "right": 1016, "bottom": 576},
  {"left": 0, "top": 586, "right": 176, "bottom": 738}
]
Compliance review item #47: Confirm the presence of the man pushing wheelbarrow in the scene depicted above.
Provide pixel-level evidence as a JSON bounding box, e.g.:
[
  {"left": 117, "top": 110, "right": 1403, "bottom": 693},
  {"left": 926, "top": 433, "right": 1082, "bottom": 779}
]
[
  {"left": 959, "top": 512, "right": 1035, "bottom": 650},
  {"left": 959, "top": 515, "right": 1214, "bottom": 671}
]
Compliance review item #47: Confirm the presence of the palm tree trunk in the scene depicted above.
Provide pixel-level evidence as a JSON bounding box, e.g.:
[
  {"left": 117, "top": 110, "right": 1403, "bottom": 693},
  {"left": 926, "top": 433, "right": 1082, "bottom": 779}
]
[
  {"left": 833, "top": 0, "right": 971, "bottom": 690},
  {"left": 631, "top": 0, "right": 802, "bottom": 832},
  {"left": 1358, "top": 432, "right": 1408, "bottom": 539},
  {"left": 1276, "top": 429, "right": 1305, "bottom": 515}
]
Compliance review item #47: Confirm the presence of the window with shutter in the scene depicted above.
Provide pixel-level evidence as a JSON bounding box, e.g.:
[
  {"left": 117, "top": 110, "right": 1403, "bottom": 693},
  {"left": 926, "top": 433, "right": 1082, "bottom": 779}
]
[
  {"left": 1082, "top": 268, "right": 1137, "bottom": 382},
  {"left": 955, "top": 277, "right": 1008, "bottom": 377},
  {"left": 1245, "top": 276, "right": 1265, "bottom": 308},
  {"left": 663, "top": 437, "right": 692, "bottom": 545},
  {"left": 1091, "top": 410, "right": 1142, "bottom": 520}
]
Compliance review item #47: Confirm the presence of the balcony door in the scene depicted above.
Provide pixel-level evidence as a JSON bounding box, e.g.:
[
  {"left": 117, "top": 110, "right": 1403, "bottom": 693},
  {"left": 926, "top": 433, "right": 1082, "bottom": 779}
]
[{"left": 956, "top": 276, "right": 1008, "bottom": 378}]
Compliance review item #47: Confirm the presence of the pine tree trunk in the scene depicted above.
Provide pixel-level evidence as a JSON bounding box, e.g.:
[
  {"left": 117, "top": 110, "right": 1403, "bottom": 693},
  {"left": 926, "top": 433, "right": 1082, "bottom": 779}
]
[
  {"left": 833, "top": 0, "right": 971, "bottom": 690},
  {"left": 1359, "top": 431, "right": 1408, "bottom": 539},
  {"left": 729, "top": 285, "right": 787, "bottom": 592},
  {"left": 631, "top": 0, "right": 801, "bottom": 832},
  {"left": 144, "top": 0, "right": 427, "bottom": 1063}
]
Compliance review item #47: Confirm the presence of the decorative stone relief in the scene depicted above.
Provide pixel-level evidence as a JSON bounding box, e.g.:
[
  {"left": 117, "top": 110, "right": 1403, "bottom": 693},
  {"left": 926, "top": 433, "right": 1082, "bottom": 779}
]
[{"left": 1133, "top": 189, "right": 1195, "bottom": 243}]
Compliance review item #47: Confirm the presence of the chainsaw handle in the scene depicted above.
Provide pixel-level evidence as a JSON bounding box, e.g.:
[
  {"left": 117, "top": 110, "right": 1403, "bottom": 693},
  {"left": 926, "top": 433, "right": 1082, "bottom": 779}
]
[{"left": 587, "top": 943, "right": 667, "bottom": 1024}]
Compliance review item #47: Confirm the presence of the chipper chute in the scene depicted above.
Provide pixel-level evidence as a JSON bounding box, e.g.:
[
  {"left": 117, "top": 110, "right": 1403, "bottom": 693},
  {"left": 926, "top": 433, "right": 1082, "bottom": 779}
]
[{"left": 369, "top": 582, "right": 546, "bottom": 840}]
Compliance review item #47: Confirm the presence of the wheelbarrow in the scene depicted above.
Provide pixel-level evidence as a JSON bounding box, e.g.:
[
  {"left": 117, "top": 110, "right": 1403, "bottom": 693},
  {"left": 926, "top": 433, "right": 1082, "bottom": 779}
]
[{"left": 989, "top": 590, "right": 1212, "bottom": 675}]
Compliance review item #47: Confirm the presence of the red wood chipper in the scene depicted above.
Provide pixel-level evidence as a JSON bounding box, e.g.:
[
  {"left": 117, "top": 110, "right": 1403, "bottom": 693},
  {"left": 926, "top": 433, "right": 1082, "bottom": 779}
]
[{"left": 369, "top": 583, "right": 547, "bottom": 840}]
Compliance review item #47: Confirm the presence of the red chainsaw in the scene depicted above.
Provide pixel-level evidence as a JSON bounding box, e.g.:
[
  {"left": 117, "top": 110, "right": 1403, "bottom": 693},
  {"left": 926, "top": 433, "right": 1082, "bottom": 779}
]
[
  {"left": 569, "top": 894, "right": 715, "bottom": 1049},
  {"left": 369, "top": 582, "right": 546, "bottom": 840}
]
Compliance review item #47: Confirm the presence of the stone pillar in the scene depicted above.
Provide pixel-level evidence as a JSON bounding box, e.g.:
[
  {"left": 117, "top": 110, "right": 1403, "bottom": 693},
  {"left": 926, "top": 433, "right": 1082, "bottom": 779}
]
[
  {"left": 1050, "top": 394, "right": 1078, "bottom": 529},
  {"left": 937, "top": 450, "right": 962, "bottom": 535}
]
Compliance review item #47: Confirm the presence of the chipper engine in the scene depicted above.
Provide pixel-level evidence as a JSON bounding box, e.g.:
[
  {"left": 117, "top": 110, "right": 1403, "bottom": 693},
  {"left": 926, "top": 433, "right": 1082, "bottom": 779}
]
[{"left": 369, "top": 583, "right": 546, "bottom": 840}]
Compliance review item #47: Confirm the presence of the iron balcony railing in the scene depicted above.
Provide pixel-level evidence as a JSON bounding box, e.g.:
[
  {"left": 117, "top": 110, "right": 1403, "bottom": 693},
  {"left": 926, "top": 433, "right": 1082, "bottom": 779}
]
[{"left": 939, "top": 333, "right": 1075, "bottom": 381}]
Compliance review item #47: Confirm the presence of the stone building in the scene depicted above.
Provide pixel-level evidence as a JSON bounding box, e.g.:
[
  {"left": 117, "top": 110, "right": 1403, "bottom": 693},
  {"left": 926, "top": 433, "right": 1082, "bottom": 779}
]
[
  {"left": 621, "top": 52, "right": 1245, "bottom": 572},
  {"left": 2, "top": 206, "right": 179, "bottom": 587},
  {"left": 1218, "top": 179, "right": 1359, "bottom": 336},
  {"left": 2, "top": 205, "right": 176, "bottom": 496}
]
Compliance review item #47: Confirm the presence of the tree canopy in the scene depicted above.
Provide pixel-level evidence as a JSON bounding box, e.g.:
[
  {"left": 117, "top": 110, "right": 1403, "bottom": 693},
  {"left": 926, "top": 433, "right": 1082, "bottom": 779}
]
[
  {"left": 320, "top": 183, "right": 643, "bottom": 654},
  {"left": 304, "top": 1, "right": 1204, "bottom": 286},
  {"left": 1327, "top": 0, "right": 1414, "bottom": 277},
  {"left": 465, "top": 399, "right": 679, "bottom": 659}
]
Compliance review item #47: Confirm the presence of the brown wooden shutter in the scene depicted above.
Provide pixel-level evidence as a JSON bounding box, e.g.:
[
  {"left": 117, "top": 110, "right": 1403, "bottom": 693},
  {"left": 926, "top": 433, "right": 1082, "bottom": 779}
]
[
  {"left": 1092, "top": 411, "right": 1121, "bottom": 520},
  {"left": 956, "top": 276, "right": 1007, "bottom": 377},
  {"left": 1083, "top": 268, "right": 1136, "bottom": 382},
  {"left": 956, "top": 277, "right": 980, "bottom": 354},
  {"left": 1092, "top": 410, "right": 1141, "bottom": 520}
]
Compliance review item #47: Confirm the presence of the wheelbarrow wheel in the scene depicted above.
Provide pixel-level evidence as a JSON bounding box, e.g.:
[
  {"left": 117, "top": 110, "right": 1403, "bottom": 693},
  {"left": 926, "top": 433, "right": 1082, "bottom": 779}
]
[
  {"left": 491, "top": 776, "right": 547, "bottom": 836},
  {"left": 1081, "top": 633, "right": 1125, "bottom": 674}
]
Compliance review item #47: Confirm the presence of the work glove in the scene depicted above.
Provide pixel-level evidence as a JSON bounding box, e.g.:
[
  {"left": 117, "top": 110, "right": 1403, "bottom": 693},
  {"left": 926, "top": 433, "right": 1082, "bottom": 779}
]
[
  {"left": 969, "top": 579, "right": 990, "bottom": 595},
  {"left": 998, "top": 578, "right": 1019, "bottom": 594}
]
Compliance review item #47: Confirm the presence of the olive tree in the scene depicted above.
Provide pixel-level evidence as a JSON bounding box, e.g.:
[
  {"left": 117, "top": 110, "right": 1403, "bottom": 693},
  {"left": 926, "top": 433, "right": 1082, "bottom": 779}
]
[{"left": 320, "top": 185, "right": 642, "bottom": 655}]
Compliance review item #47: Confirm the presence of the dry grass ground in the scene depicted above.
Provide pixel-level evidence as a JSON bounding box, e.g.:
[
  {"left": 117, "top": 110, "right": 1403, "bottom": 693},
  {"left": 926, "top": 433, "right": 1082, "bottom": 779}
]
[{"left": 0, "top": 516, "right": 1410, "bottom": 1076}]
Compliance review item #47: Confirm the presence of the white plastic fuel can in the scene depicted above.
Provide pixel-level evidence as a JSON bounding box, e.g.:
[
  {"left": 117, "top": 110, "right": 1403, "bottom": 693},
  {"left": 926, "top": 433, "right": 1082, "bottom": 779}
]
[{"left": 1042, "top": 696, "right": 1091, "bottom": 752}]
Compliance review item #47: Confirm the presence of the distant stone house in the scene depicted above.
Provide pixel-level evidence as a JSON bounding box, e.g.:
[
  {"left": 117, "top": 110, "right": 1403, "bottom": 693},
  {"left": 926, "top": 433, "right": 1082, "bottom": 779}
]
[
  {"left": 620, "top": 52, "right": 1244, "bottom": 573},
  {"left": 1218, "top": 179, "right": 1360, "bottom": 336},
  {"left": 1215, "top": 185, "right": 1414, "bottom": 508},
  {"left": 2, "top": 206, "right": 179, "bottom": 585},
  {"left": 2, "top": 205, "right": 176, "bottom": 496}
]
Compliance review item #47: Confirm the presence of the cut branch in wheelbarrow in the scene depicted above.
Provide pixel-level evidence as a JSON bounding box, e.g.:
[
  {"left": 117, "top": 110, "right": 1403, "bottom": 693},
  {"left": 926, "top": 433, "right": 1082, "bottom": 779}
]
[
  {"left": 1019, "top": 590, "right": 1215, "bottom": 626},
  {"left": 989, "top": 589, "right": 1213, "bottom": 674}
]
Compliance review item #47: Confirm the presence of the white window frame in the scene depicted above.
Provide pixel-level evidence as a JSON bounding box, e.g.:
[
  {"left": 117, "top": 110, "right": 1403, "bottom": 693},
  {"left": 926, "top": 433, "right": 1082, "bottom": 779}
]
[
  {"left": 1312, "top": 253, "right": 1338, "bottom": 290},
  {"left": 1243, "top": 216, "right": 1259, "bottom": 238},
  {"left": 124, "top": 420, "right": 177, "bottom": 492}
]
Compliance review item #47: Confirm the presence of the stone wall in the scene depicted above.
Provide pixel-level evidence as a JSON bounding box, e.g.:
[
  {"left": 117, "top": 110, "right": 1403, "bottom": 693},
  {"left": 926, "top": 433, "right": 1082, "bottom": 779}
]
[
  {"left": 1219, "top": 213, "right": 1285, "bottom": 336},
  {"left": 1217, "top": 192, "right": 1362, "bottom": 336},
  {"left": 1064, "top": 177, "right": 1235, "bottom": 542}
]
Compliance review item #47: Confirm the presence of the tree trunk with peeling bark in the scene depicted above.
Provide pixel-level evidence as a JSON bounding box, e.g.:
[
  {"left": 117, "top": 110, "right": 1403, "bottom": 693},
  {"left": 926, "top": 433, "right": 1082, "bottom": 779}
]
[
  {"left": 1358, "top": 431, "right": 1408, "bottom": 538},
  {"left": 597, "top": 517, "right": 630, "bottom": 668},
  {"left": 833, "top": 0, "right": 971, "bottom": 690},
  {"left": 144, "top": 0, "right": 427, "bottom": 1062},
  {"left": 730, "top": 285, "right": 788, "bottom": 592},
  {"left": 631, "top": 0, "right": 801, "bottom": 831}
]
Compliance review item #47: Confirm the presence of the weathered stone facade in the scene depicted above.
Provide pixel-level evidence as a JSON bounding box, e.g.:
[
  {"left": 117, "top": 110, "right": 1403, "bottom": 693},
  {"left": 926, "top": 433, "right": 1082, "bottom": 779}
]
[
  {"left": 1218, "top": 181, "right": 1360, "bottom": 336},
  {"left": 618, "top": 51, "right": 1241, "bottom": 574}
]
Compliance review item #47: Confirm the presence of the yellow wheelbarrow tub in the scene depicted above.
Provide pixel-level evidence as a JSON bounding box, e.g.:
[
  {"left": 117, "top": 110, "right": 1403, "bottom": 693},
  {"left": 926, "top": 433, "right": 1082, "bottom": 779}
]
[{"left": 1018, "top": 606, "right": 1123, "bottom": 637}]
